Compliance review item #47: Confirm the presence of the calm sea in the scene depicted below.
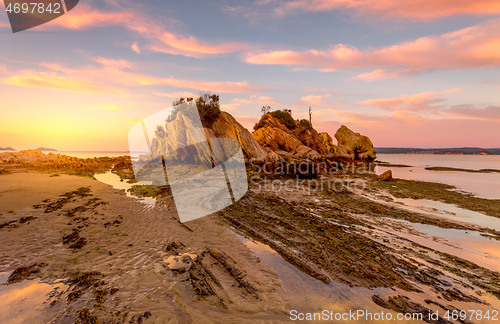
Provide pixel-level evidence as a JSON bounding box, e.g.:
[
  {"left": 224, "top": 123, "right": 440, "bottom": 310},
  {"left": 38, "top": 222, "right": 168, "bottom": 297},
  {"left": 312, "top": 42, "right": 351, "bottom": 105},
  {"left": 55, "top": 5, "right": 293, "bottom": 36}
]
[
  {"left": 0, "top": 151, "right": 145, "bottom": 159},
  {"left": 376, "top": 154, "right": 500, "bottom": 199}
]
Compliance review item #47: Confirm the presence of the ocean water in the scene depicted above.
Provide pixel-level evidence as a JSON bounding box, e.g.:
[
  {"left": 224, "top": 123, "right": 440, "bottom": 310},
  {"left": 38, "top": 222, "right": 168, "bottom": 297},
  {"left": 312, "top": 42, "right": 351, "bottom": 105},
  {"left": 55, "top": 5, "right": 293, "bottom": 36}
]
[
  {"left": 0, "top": 150, "right": 145, "bottom": 159},
  {"left": 376, "top": 154, "right": 500, "bottom": 199}
]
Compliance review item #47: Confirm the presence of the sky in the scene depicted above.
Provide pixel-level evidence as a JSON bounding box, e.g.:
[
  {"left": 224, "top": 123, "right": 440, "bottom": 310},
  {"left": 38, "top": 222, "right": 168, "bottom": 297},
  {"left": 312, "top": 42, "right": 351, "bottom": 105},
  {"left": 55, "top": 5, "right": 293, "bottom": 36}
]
[{"left": 0, "top": 0, "right": 499, "bottom": 151}]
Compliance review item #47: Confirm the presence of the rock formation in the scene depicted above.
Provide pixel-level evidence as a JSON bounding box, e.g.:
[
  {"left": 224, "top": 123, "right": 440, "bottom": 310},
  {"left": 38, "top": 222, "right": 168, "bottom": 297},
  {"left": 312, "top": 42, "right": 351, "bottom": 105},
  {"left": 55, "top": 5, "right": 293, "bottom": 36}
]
[
  {"left": 252, "top": 113, "right": 376, "bottom": 162},
  {"left": 252, "top": 114, "right": 328, "bottom": 161},
  {"left": 208, "top": 112, "right": 281, "bottom": 163},
  {"left": 149, "top": 111, "right": 280, "bottom": 165},
  {"left": 0, "top": 149, "right": 129, "bottom": 177},
  {"left": 334, "top": 125, "right": 377, "bottom": 161}
]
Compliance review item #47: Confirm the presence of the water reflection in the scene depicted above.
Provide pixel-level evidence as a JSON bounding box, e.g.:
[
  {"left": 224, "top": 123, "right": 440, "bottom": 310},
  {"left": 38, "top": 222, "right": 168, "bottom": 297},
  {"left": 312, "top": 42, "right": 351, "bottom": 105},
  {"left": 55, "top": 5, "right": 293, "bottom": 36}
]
[
  {"left": 0, "top": 276, "right": 68, "bottom": 324},
  {"left": 231, "top": 232, "right": 408, "bottom": 323},
  {"left": 394, "top": 197, "right": 500, "bottom": 231},
  {"left": 363, "top": 194, "right": 500, "bottom": 271},
  {"left": 94, "top": 171, "right": 158, "bottom": 206}
]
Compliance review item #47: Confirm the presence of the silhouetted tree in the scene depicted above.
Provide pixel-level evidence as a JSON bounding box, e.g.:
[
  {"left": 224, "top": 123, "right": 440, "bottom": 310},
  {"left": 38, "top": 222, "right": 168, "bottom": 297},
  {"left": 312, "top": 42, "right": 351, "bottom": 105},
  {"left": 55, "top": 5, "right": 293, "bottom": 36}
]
[
  {"left": 196, "top": 91, "right": 221, "bottom": 128},
  {"left": 261, "top": 105, "right": 271, "bottom": 115},
  {"left": 167, "top": 92, "right": 221, "bottom": 128}
]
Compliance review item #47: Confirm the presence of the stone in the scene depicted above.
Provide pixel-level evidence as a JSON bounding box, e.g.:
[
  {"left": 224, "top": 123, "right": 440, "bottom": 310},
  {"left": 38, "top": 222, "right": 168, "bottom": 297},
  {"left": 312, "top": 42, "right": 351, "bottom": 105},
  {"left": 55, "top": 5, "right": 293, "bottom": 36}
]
[
  {"left": 378, "top": 170, "right": 392, "bottom": 181},
  {"left": 334, "top": 125, "right": 377, "bottom": 160}
]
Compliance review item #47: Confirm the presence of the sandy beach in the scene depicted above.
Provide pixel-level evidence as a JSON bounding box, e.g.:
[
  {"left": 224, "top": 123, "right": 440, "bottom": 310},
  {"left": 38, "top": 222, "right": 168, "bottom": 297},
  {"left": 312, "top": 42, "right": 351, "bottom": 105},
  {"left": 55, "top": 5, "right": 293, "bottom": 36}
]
[{"left": 0, "top": 172, "right": 290, "bottom": 323}]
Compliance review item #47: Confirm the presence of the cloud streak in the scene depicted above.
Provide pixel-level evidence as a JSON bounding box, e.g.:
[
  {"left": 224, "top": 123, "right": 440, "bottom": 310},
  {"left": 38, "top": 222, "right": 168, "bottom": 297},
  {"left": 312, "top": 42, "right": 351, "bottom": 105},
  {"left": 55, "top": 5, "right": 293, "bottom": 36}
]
[
  {"left": 359, "top": 89, "right": 463, "bottom": 113},
  {"left": 0, "top": 58, "right": 265, "bottom": 95},
  {"left": 245, "top": 19, "right": 500, "bottom": 77},
  {"left": 41, "top": 3, "right": 246, "bottom": 58},
  {"left": 230, "top": 0, "right": 500, "bottom": 21},
  {"left": 220, "top": 95, "right": 280, "bottom": 111}
]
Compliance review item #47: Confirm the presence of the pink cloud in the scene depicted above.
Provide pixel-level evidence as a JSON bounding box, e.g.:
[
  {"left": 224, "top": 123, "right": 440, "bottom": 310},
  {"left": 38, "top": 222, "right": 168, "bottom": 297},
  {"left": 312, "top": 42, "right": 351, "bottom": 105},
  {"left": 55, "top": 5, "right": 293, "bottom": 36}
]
[
  {"left": 448, "top": 104, "right": 500, "bottom": 122},
  {"left": 0, "top": 59, "right": 264, "bottom": 95},
  {"left": 266, "top": 0, "right": 500, "bottom": 21},
  {"left": 245, "top": 19, "right": 500, "bottom": 75},
  {"left": 38, "top": 4, "right": 246, "bottom": 58},
  {"left": 313, "top": 113, "right": 499, "bottom": 148},
  {"left": 48, "top": 4, "right": 135, "bottom": 29},
  {"left": 1, "top": 69, "right": 127, "bottom": 96},
  {"left": 154, "top": 91, "right": 198, "bottom": 99},
  {"left": 358, "top": 89, "right": 463, "bottom": 113},
  {"left": 299, "top": 95, "right": 327, "bottom": 106},
  {"left": 131, "top": 42, "right": 140, "bottom": 54},
  {"left": 138, "top": 29, "right": 248, "bottom": 58},
  {"left": 351, "top": 69, "right": 399, "bottom": 82},
  {"left": 90, "top": 57, "right": 136, "bottom": 69},
  {"left": 221, "top": 95, "right": 280, "bottom": 111}
]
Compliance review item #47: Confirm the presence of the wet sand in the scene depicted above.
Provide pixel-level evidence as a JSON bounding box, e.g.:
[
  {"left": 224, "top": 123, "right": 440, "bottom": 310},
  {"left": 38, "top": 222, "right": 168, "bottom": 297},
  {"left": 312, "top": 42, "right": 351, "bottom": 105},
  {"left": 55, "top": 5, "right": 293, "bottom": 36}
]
[
  {"left": 0, "top": 172, "right": 289, "bottom": 323},
  {"left": 0, "top": 173, "right": 99, "bottom": 213}
]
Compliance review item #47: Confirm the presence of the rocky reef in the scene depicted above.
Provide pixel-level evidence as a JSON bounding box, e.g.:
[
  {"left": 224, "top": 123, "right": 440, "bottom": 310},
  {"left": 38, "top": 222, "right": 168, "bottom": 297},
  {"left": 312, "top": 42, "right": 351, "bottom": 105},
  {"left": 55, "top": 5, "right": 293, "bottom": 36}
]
[{"left": 0, "top": 149, "right": 129, "bottom": 178}]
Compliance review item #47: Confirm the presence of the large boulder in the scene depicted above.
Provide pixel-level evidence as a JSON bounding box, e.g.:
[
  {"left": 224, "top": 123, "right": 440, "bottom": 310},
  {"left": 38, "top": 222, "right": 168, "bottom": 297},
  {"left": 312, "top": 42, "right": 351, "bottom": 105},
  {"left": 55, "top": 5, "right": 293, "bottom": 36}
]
[
  {"left": 334, "top": 125, "right": 377, "bottom": 161},
  {"left": 378, "top": 170, "right": 392, "bottom": 181},
  {"left": 209, "top": 112, "right": 281, "bottom": 163}
]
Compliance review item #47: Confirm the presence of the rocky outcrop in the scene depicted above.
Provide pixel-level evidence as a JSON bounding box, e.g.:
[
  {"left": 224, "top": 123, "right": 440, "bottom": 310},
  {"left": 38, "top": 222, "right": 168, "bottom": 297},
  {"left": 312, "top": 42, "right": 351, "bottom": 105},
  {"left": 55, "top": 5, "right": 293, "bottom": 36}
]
[
  {"left": 150, "top": 113, "right": 212, "bottom": 166},
  {"left": 334, "top": 125, "right": 377, "bottom": 161},
  {"left": 252, "top": 114, "right": 327, "bottom": 161},
  {"left": 252, "top": 114, "right": 377, "bottom": 162},
  {"left": 149, "top": 111, "right": 281, "bottom": 164},
  {"left": 209, "top": 112, "right": 281, "bottom": 163}
]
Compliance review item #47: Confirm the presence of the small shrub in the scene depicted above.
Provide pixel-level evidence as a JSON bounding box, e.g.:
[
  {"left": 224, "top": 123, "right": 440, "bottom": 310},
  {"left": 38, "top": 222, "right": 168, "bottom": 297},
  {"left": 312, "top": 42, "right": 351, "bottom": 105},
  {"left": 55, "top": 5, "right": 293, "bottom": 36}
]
[
  {"left": 270, "top": 110, "right": 296, "bottom": 129},
  {"left": 168, "top": 92, "right": 221, "bottom": 128},
  {"left": 299, "top": 119, "right": 312, "bottom": 129}
]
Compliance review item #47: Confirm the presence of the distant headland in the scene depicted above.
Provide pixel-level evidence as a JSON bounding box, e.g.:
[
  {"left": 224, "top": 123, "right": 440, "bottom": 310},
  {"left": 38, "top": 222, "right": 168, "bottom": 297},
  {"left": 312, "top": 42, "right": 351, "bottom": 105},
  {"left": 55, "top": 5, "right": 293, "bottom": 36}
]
[
  {"left": 36, "top": 147, "right": 58, "bottom": 152},
  {"left": 376, "top": 147, "right": 500, "bottom": 155},
  {"left": 0, "top": 147, "right": 15, "bottom": 151}
]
